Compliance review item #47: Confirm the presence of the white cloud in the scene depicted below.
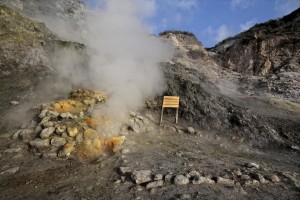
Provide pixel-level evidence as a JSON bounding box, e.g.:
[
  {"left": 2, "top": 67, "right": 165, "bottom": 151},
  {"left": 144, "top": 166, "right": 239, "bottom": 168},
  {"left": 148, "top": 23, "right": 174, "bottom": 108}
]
[
  {"left": 215, "top": 24, "right": 231, "bottom": 42},
  {"left": 239, "top": 19, "right": 256, "bottom": 31},
  {"left": 230, "top": 0, "right": 255, "bottom": 9},
  {"left": 135, "top": 0, "right": 157, "bottom": 17},
  {"left": 275, "top": 0, "right": 300, "bottom": 16}
]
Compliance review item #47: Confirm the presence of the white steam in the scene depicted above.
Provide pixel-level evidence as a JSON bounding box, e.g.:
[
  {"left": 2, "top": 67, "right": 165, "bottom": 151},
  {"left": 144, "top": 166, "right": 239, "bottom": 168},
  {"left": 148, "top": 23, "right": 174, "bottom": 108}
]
[{"left": 84, "top": 0, "right": 174, "bottom": 118}]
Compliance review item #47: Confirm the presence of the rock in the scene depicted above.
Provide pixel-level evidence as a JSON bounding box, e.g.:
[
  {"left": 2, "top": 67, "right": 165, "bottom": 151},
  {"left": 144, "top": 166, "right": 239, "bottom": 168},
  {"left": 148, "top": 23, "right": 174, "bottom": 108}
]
[
  {"left": 131, "top": 170, "right": 152, "bottom": 184},
  {"left": 3, "top": 147, "right": 22, "bottom": 153},
  {"left": 192, "top": 176, "right": 214, "bottom": 184},
  {"left": 146, "top": 180, "right": 164, "bottom": 189},
  {"left": 60, "top": 112, "right": 76, "bottom": 119},
  {"left": 40, "top": 116, "right": 51, "bottom": 124},
  {"left": 40, "top": 127, "right": 55, "bottom": 138},
  {"left": 12, "top": 130, "right": 21, "bottom": 139},
  {"left": 1, "top": 167, "right": 20, "bottom": 175},
  {"left": 188, "top": 170, "right": 200, "bottom": 177},
  {"left": 129, "top": 111, "right": 137, "bottom": 117},
  {"left": 187, "top": 127, "right": 195, "bottom": 134},
  {"left": 244, "top": 179, "right": 260, "bottom": 187},
  {"left": 216, "top": 177, "right": 235, "bottom": 186},
  {"left": 170, "top": 126, "right": 177, "bottom": 132},
  {"left": 50, "top": 137, "right": 66, "bottom": 147},
  {"left": 241, "top": 174, "right": 251, "bottom": 180},
  {"left": 43, "top": 121, "right": 55, "bottom": 128},
  {"left": 266, "top": 175, "right": 280, "bottom": 183},
  {"left": 10, "top": 101, "right": 19, "bottom": 105},
  {"left": 57, "top": 143, "right": 75, "bottom": 158},
  {"left": 42, "top": 152, "right": 58, "bottom": 158},
  {"left": 121, "top": 148, "right": 130, "bottom": 154},
  {"left": 119, "top": 167, "right": 133, "bottom": 175},
  {"left": 177, "top": 130, "right": 184, "bottom": 134},
  {"left": 165, "top": 174, "right": 174, "bottom": 182},
  {"left": 35, "top": 125, "right": 42, "bottom": 135},
  {"left": 67, "top": 127, "right": 78, "bottom": 137},
  {"left": 154, "top": 174, "right": 163, "bottom": 181},
  {"left": 19, "top": 129, "right": 35, "bottom": 140},
  {"left": 39, "top": 110, "right": 48, "bottom": 118},
  {"left": 245, "top": 162, "right": 260, "bottom": 169},
  {"left": 75, "top": 133, "right": 84, "bottom": 143},
  {"left": 178, "top": 194, "right": 191, "bottom": 199},
  {"left": 252, "top": 173, "right": 269, "bottom": 184},
  {"left": 46, "top": 111, "right": 59, "bottom": 118},
  {"left": 29, "top": 138, "right": 50, "bottom": 149},
  {"left": 174, "top": 175, "right": 190, "bottom": 185},
  {"left": 56, "top": 125, "right": 66, "bottom": 135},
  {"left": 27, "top": 120, "right": 38, "bottom": 129}
]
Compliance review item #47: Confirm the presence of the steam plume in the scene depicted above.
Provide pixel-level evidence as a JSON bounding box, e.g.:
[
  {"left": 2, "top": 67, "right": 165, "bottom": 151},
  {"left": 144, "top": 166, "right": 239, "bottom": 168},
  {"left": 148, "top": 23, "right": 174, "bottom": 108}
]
[{"left": 84, "top": 0, "right": 174, "bottom": 118}]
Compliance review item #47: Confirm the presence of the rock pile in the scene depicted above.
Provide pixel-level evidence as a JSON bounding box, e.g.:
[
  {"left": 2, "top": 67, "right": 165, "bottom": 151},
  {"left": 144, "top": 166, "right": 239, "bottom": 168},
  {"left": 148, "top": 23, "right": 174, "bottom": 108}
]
[{"left": 12, "top": 89, "right": 151, "bottom": 161}]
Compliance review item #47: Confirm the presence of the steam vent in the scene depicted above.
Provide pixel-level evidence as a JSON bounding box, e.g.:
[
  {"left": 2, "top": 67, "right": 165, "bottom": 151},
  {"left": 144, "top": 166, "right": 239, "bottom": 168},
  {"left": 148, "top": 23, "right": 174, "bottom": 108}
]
[{"left": 11, "top": 89, "right": 149, "bottom": 162}]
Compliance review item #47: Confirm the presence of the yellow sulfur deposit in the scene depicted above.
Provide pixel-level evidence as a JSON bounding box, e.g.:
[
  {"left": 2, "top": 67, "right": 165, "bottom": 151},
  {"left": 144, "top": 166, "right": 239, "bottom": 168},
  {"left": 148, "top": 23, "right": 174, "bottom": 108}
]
[{"left": 50, "top": 99, "right": 86, "bottom": 114}]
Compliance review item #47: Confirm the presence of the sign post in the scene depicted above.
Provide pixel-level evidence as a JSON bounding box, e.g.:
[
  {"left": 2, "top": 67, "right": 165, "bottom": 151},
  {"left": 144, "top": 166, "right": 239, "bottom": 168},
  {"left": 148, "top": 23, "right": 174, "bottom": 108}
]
[{"left": 160, "top": 96, "right": 180, "bottom": 125}]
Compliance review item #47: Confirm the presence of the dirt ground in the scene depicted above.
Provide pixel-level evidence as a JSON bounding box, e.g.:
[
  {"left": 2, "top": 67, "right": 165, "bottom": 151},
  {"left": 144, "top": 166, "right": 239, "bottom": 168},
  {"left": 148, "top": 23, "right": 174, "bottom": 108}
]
[{"left": 0, "top": 111, "right": 299, "bottom": 200}]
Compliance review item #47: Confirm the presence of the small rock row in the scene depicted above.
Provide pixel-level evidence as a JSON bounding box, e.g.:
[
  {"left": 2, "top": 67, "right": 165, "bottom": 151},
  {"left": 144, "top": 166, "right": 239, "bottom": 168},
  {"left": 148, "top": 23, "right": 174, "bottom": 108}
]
[{"left": 116, "top": 162, "right": 281, "bottom": 191}]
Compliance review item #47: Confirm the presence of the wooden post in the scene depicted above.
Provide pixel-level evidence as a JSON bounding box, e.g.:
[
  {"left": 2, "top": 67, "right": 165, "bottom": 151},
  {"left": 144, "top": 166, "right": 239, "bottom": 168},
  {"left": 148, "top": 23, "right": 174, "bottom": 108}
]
[{"left": 160, "top": 96, "right": 180, "bottom": 125}]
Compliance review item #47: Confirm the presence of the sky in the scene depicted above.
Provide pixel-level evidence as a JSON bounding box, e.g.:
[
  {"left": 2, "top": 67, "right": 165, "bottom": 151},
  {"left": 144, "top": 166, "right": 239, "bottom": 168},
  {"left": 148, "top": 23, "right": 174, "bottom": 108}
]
[{"left": 83, "top": 0, "right": 300, "bottom": 47}]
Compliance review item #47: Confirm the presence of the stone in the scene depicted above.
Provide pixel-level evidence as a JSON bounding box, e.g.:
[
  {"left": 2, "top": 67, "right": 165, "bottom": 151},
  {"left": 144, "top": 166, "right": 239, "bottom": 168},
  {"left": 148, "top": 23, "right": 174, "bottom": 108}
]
[
  {"left": 67, "top": 127, "right": 78, "bottom": 137},
  {"left": 192, "top": 176, "right": 214, "bottom": 184},
  {"left": 35, "top": 125, "right": 43, "bottom": 135},
  {"left": 39, "top": 109, "right": 48, "bottom": 118},
  {"left": 253, "top": 173, "right": 269, "bottom": 184},
  {"left": 154, "top": 174, "right": 163, "bottom": 181},
  {"left": 245, "top": 162, "right": 260, "bottom": 169},
  {"left": 40, "top": 127, "right": 55, "bottom": 138},
  {"left": 129, "top": 111, "right": 137, "bottom": 117},
  {"left": 131, "top": 170, "right": 152, "bottom": 184},
  {"left": 216, "top": 177, "right": 235, "bottom": 186},
  {"left": 1, "top": 167, "right": 20, "bottom": 175},
  {"left": 119, "top": 167, "right": 133, "bottom": 175},
  {"left": 146, "top": 180, "right": 164, "bottom": 189},
  {"left": 57, "top": 143, "right": 75, "bottom": 158},
  {"left": 46, "top": 111, "right": 59, "bottom": 118},
  {"left": 121, "top": 148, "right": 130, "bottom": 154},
  {"left": 19, "top": 129, "right": 35, "bottom": 140},
  {"left": 43, "top": 121, "right": 55, "bottom": 128},
  {"left": 178, "top": 130, "right": 184, "bottom": 134},
  {"left": 75, "top": 133, "right": 84, "bottom": 143},
  {"left": 266, "top": 175, "right": 280, "bottom": 183},
  {"left": 187, "top": 127, "right": 195, "bottom": 134},
  {"left": 241, "top": 175, "right": 251, "bottom": 180},
  {"left": 174, "top": 175, "right": 190, "bottom": 185},
  {"left": 29, "top": 138, "right": 50, "bottom": 149},
  {"left": 51, "top": 137, "right": 66, "bottom": 147},
  {"left": 40, "top": 116, "right": 51, "bottom": 124},
  {"left": 178, "top": 194, "right": 191, "bottom": 199},
  {"left": 3, "top": 147, "right": 22, "bottom": 153},
  {"left": 188, "top": 170, "right": 200, "bottom": 177},
  {"left": 10, "top": 101, "right": 19, "bottom": 105},
  {"left": 165, "top": 174, "right": 174, "bottom": 182},
  {"left": 42, "top": 152, "right": 58, "bottom": 158},
  {"left": 12, "top": 130, "right": 21, "bottom": 139},
  {"left": 56, "top": 125, "right": 66, "bottom": 135}
]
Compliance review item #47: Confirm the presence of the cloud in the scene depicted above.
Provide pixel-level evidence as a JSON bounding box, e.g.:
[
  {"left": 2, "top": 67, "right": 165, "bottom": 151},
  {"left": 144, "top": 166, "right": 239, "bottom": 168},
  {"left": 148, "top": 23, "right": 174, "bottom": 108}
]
[
  {"left": 230, "top": 0, "right": 255, "bottom": 9},
  {"left": 275, "top": 0, "right": 300, "bottom": 16},
  {"left": 215, "top": 24, "right": 231, "bottom": 42},
  {"left": 176, "top": 0, "right": 198, "bottom": 9},
  {"left": 239, "top": 19, "right": 256, "bottom": 31}
]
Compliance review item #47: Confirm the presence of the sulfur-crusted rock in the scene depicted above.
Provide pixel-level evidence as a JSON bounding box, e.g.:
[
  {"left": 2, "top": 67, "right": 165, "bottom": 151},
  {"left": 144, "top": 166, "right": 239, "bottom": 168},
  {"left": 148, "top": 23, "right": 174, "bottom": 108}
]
[
  {"left": 50, "top": 137, "right": 67, "bottom": 147},
  {"left": 40, "top": 127, "right": 55, "bottom": 138}
]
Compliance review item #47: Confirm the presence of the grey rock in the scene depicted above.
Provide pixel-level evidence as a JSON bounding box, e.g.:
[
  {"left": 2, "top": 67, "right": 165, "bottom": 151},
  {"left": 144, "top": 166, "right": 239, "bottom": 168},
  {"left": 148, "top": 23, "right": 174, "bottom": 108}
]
[
  {"left": 241, "top": 174, "right": 251, "bottom": 180},
  {"left": 10, "top": 101, "right": 19, "bottom": 105},
  {"left": 188, "top": 170, "right": 200, "bottom": 177},
  {"left": 42, "top": 152, "right": 58, "bottom": 158},
  {"left": 266, "top": 175, "right": 280, "bottom": 183},
  {"left": 245, "top": 162, "right": 260, "bottom": 169},
  {"left": 146, "top": 180, "right": 164, "bottom": 189},
  {"left": 35, "top": 125, "right": 43, "bottom": 135},
  {"left": 216, "top": 177, "right": 235, "bottom": 186},
  {"left": 40, "top": 127, "right": 55, "bottom": 138},
  {"left": 56, "top": 125, "right": 66, "bottom": 134},
  {"left": 187, "top": 127, "right": 195, "bottom": 134},
  {"left": 46, "top": 111, "right": 59, "bottom": 118},
  {"left": 39, "top": 109, "right": 48, "bottom": 119},
  {"left": 178, "top": 194, "right": 191, "bottom": 199},
  {"left": 50, "top": 137, "right": 66, "bottom": 147},
  {"left": 121, "top": 148, "right": 130, "bottom": 154},
  {"left": 154, "top": 174, "right": 163, "bottom": 181},
  {"left": 244, "top": 179, "right": 260, "bottom": 187},
  {"left": 3, "top": 147, "right": 22, "bottom": 153},
  {"left": 253, "top": 173, "right": 269, "bottom": 184},
  {"left": 29, "top": 138, "right": 50, "bottom": 148},
  {"left": 119, "top": 167, "right": 133, "bottom": 175},
  {"left": 19, "top": 129, "right": 35, "bottom": 140},
  {"left": 192, "top": 176, "right": 214, "bottom": 184},
  {"left": 165, "top": 174, "right": 174, "bottom": 182},
  {"left": 1, "top": 167, "right": 20, "bottom": 175},
  {"left": 12, "top": 130, "right": 22, "bottom": 139},
  {"left": 131, "top": 170, "right": 152, "bottom": 184},
  {"left": 174, "top": 175, "right": 189, "bottom": 185},
  {"left": 40, "top": 116, "right": 51, "bottom": 124},
  {"left": 43, "top": 121, "right": 55, "bottom": 128},
  {"left": 129, "top": 111, "right": 137, "bottom": 117}
]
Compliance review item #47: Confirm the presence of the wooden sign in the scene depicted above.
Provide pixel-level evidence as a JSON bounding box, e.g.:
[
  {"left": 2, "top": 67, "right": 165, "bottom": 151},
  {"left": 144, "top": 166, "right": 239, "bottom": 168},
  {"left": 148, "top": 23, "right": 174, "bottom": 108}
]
[{"left": 160, "top": 96, "right": 180, "bottom": 124}]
